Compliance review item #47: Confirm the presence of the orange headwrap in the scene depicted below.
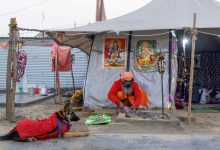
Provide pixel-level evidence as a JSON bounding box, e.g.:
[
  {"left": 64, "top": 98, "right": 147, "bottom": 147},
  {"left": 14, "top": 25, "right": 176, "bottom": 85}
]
[{"left": 120, "top": 72, "right": 133, "bottom": 81}]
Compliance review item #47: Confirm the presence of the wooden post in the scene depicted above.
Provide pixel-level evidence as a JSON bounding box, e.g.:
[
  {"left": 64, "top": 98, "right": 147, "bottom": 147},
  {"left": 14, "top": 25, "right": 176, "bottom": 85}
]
[
  {"left": 55, "top": 45, "right": 63, "bottom": 104},
  {"left": 96, "top": 0, "right": 106, "bottom": 21},
  {"left": 188, "top": 13, "right": 197, "bottom": 124},
  {"left": 57, "top": 33, "right": 64, "bottom": 104},
  {"left": 53, "top": 45, "right": 58, "bottom": 104},
  {"left": 70, "top": 55, "right": 75, "bottom": 94},
  {"left": 6, "top": 18, "right": 18, "bottom": 121},
  {"left": 96, "top": 0, "right": 101, "bottom": 21}
]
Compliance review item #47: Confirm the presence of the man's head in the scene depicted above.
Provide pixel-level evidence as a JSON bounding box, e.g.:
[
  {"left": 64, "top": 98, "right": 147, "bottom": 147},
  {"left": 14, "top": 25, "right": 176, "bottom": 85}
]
[
  {"left": 120, "top": 72, "right": 134, "bottom": 82},
  {"left": 120, "top": 72, "right": 134, "bottom": 96}
]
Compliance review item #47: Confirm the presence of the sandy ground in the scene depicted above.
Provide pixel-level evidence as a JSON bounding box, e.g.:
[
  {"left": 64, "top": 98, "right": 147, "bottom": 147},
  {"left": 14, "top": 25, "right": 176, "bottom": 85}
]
[{"left": 0, "top": 97, "right": 220, "bottom": 135}]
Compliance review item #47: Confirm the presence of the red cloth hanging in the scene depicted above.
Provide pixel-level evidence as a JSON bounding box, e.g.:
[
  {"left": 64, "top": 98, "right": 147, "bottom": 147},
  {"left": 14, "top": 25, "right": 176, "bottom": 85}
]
[{"left": 51, "top": 43, "right": 71, "bottom": 72}]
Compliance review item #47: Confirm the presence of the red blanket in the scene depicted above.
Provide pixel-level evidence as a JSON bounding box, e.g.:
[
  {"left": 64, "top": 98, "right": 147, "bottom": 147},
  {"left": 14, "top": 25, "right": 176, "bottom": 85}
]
[
  {"left": 16, "top": 113, "right": 69, "bottom": 140},
  {"left": 51, "top": 43, "right": 71, "bottom": 72}
]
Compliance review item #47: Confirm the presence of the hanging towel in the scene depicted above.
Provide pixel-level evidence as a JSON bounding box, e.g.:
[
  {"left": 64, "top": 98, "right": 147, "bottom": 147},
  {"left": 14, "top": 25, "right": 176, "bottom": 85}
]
[{"left": 51, "top": 43, "right": 71, "bottom": 72}]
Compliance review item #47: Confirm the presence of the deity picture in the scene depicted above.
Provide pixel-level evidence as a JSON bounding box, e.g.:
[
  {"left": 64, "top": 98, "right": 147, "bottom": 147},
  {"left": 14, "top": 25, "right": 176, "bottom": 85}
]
[
  {"left": 104, "top": 38, "right": 126, "bottom": 68},
  {"left": 134, "top": 40, "right": 157, "bottom": 72}
]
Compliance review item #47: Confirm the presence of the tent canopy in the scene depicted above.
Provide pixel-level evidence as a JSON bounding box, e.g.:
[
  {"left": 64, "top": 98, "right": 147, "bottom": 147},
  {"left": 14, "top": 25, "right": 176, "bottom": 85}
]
[{"left": 47, "top": 0, "right": 220, "bottom": 54}]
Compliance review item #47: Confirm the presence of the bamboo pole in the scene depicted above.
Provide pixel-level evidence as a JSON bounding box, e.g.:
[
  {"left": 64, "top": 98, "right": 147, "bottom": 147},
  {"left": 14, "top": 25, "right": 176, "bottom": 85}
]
[
  {"left": 57, "top": 33, "right": 64, "bottom": 104},
  {"left": 55, "top": 44, "right": 62, "bottom": 104},
  {"left": 70, "top": 56, "right": 75, "bottom": 94},
  {"left": 53, "top": 45, "right": 58, "bottom": 104},
  {"left": 6, "top": 18, "right": 18, "bottom": 121},
  {"left": 11, "top": 24, "right": 18, "bottom": 120},
  {"left": 96, "top": 0, "right": 101, "bottom": 21},
  {"left": 96, "top": 0, "right": 106, "bottom": 21},
  {"left": 188, "top": 13, "right": 197, "bottom": 124}
]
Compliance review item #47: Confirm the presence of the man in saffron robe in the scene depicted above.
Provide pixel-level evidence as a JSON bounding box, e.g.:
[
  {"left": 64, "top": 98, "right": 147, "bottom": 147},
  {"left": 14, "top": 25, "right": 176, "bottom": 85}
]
[{"left": 108, "top": 72, "right": 148, "bottom": 115}]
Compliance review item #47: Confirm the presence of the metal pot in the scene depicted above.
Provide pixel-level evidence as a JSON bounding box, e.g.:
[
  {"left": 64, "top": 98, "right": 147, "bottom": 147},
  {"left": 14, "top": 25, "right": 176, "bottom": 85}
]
[{"left": 40, "top": 85, "right": 48, "bottom": 96}]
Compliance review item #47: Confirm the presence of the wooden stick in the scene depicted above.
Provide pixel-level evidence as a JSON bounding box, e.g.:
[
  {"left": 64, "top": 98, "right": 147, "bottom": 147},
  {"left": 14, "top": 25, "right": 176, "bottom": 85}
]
[
  {"left": 6, "top": 18, "right": 17, "bottom": 121},
  {"left": 11, "top": 23, "right": 18, "bottom": 122},
  {"left": 57, "top": 34, "right": 63, "bottom": 104},
  {"left": 188, "top": 13, "right": 197, "bottom": 124},
  {"left": 70, "top": 57, "right": 75, "bottom": 94},
  {"left": 63, "top": 131, "right": 89, "bottom": 138}
]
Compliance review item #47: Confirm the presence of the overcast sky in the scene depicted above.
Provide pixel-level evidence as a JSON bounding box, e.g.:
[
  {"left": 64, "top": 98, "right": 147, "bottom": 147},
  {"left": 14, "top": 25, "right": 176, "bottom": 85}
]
[
  {"left": 0, "top": 0, "right": 152, "bottom": 37},
  {"left": 1, "top": 0, "right": 220, "bottom": 37}
]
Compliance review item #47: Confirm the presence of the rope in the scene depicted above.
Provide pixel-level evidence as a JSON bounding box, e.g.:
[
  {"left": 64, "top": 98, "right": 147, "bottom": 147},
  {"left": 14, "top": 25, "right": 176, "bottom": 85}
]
[
  {"left": 119, "top": 31, "right": 170, "bottom": 37},
  {"left": 0, "top": 0, "right": 49, "bottom": 17},
  {"left": 18, "top": 27, "right": 45, "bottom": 33},
  {"left": 198, "top": 30, "right": 220, "bottom": 37}
]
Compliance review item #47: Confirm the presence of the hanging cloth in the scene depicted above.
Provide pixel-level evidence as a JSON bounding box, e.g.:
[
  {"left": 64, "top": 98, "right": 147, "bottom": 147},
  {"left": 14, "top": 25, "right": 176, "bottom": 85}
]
[
  {"left": 51, "top": 43, "right": 71, "bottom": 72},
  {"left": 11, "top": 50, "right": 27, "bottom": 81},
  {"left": 17, "top": 50, "right": 27, "bottom": 80}
]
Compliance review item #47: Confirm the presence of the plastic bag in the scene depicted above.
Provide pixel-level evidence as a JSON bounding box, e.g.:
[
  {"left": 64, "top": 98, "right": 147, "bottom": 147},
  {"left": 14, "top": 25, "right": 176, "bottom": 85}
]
[{"left": 85, "top": 113, "right": 111, "bottom": 125}]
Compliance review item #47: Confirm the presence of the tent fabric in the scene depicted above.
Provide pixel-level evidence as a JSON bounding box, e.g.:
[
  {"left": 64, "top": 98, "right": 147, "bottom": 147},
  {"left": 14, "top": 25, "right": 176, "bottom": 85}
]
[
  {"left": 48, "top": 0, "right": 220, "bottom": 54},
  {"left": 60, "top": 0, "right": 220, "bottom": 32},
  {"left": 47, "top": 33, "right": 94, "bottom": 55},
  {"left": 84, "top": 33, "right": 177, "bottom": 108}
]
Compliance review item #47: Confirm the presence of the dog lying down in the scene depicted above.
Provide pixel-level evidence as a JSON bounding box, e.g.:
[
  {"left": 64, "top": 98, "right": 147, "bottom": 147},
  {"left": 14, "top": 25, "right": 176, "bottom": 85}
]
[{"left": 0, "top": 100, "right": 89, "bottom": 142}]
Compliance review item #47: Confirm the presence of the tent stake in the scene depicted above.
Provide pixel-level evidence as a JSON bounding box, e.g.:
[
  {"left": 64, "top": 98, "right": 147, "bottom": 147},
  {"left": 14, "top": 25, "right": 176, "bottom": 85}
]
[{"left": 188, "top": 13, "right": 197, "bottom": 124}]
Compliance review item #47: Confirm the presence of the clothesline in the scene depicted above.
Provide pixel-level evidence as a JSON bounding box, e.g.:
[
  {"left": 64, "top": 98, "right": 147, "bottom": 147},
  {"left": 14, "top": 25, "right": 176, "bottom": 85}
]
[
  {"left": 198, "top": 30, "right": 220, "bottom": 37},
  {"left": 18, "top": 27, "right": 220, "bottom": 38},
  {"left": 119, "top": 31, "right": 170, "bottom": 37}
]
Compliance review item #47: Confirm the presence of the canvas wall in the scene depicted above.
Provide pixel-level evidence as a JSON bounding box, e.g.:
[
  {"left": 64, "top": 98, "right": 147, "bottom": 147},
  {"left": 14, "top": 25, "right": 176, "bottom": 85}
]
[{"left": 83, "top": 30, "right": 177, "bottom": 108}]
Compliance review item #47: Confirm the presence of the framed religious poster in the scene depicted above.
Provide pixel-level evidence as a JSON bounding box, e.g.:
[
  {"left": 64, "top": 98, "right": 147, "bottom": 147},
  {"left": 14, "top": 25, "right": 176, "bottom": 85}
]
[
  {"left": 103, "top": 38, "right": 126, "bottom": 68},
  {"left": 134, "top": 40, "right": 157, "bottom": 72}
]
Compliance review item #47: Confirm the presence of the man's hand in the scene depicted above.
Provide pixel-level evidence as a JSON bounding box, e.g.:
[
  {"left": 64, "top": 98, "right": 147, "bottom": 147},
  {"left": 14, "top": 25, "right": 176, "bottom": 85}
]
[
  {"left": 118, "top": 102, "right": 131, "bottom": 113},
  {"left": 125, "top": 106, "right": 138, "bottom": 118},
  {"left": 119, "top": 102, "right": 124, "bottom": 109},
  {"left": 129, "top": 106, "right": 136, "bottom": 112}
]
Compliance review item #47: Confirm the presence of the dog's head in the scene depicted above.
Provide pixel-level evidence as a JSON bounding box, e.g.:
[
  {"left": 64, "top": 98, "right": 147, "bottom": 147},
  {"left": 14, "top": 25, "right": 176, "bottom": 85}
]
[
  {"left": 63, "top": 100, "right": 73, "bottom": 115},
  {"left": 56, "top": 100, "right": 80, "bottom": 122},
  {"left": 64, "top": 100, "right": 80, "bottom": 121},
  {"left": 69, "top": 111, "right": 80, "bottom": 121}
]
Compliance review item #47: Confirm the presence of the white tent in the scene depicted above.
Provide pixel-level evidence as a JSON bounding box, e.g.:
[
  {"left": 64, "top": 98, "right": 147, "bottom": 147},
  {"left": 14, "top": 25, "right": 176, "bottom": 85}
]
[{"left": 47, "top": 0, "right": 220, "bottom": 108}]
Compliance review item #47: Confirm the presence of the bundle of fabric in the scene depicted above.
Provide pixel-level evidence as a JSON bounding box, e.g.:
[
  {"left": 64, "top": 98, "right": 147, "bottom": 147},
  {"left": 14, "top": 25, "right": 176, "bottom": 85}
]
[
  {"left": 51, "top": 43, "right": 71, "bottom": 72},
  {"left": 174, "top": 92, "right": 185, "bottom": 109},
  {"left": 11, "top": 50, "right": 27, "bottom": 81},
  {"left": 16, "top": 50, "right": 27, "bottom": 80}
]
